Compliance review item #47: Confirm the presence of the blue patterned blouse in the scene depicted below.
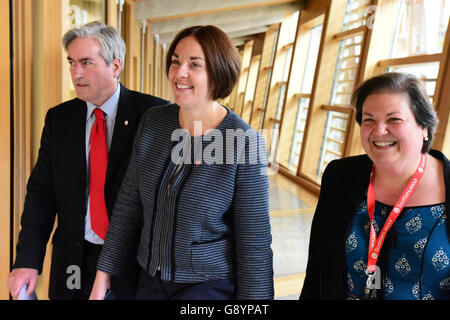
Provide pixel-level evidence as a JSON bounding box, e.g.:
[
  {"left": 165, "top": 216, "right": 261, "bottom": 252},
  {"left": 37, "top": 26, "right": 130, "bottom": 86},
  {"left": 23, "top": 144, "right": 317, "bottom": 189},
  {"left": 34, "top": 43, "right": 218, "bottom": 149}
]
[{"left": 345, "top": 198, "right": 450, "bottom": 300}]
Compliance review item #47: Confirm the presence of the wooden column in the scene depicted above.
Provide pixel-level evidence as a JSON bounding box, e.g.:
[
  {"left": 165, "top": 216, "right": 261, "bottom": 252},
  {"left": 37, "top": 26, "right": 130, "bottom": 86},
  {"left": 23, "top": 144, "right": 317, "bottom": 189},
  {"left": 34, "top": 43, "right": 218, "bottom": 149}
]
[
  {"left": 0, "top": 0, "right": 11, "bottom": 300},
  {"left": 144, "top": 22, "right": 154, "bottom": 95},
  {"left": 123, "top": 0, "right": 141, "bottom": 91},
  {"left": 106, "top": 0, "right": 118, "bottom": 29},
  {"left": 299, "top": 0, "right": 346, "bottom": 182},
  {"left": 11, "top": 0, "right": 63, "bottom": 300}
]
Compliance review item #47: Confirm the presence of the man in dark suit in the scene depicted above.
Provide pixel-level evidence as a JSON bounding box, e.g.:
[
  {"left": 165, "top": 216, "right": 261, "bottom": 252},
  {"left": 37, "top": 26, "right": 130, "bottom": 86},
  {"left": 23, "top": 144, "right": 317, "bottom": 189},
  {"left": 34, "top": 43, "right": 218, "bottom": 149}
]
[{"left": 7, "top": 21, "right": 167, "bottom": 300}]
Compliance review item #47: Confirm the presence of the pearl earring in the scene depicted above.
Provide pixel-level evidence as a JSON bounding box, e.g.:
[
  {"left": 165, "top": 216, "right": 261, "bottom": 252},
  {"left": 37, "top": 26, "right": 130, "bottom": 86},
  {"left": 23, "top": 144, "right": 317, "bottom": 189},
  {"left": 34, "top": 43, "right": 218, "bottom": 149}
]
[{"left": 424, "top": 136, "right": 429, "bottom": 142}]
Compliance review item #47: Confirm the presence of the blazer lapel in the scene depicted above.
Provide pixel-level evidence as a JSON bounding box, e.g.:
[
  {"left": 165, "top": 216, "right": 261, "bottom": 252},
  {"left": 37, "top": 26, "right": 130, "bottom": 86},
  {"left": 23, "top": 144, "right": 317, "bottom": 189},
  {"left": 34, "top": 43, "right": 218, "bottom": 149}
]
[{"left": 106, "top": 85, "right": 139, "bottom": 180}]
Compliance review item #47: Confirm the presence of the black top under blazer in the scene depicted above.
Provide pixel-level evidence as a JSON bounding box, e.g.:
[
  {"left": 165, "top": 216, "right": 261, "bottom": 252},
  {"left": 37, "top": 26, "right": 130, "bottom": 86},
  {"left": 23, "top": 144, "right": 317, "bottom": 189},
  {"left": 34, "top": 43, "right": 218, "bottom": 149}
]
[
  {"left": 300, "top": 149, "right": 450, "bottom": 299},
  {"left": 97, "top": 104, "right": 274, "bottom": 299},
  {"left": 13, "top": 84, "right": 167, "bottom": 299}
]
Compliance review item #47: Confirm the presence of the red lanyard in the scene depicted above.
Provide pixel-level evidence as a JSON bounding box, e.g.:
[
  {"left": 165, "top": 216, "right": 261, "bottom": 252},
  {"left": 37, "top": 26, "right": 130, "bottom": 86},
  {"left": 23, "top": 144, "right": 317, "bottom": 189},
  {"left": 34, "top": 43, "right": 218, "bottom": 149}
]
[{"left": 366, "top": 153, "right": 426, "bottom": 274}]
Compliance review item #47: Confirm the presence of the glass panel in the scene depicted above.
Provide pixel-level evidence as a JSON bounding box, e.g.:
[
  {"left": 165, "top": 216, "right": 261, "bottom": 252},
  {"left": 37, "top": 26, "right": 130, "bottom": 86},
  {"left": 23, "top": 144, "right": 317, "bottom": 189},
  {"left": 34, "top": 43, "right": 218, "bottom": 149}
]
[
  {"left": 342, "top": 0, "right": 371, "bottom": 31},
  {"left": 275, "top": 84, "right": 286, "bottom": 121},
  {"left": 288, "top": 98, "right": 310, "bottom": 172},
  {"left": 318, "top": 111, "right": 349, "bottom": 177},
  {"left": 301, "top": 24, "right": 323, "bottom": 94},
  {"left": 387, "top": 61, "right": 439, "bottom": 101},
  {"left": 330, "top": 34, "right": 362, "bottom": 105},
  {"left": 391, "top": 0, "right": 450, "bottom": 58}
]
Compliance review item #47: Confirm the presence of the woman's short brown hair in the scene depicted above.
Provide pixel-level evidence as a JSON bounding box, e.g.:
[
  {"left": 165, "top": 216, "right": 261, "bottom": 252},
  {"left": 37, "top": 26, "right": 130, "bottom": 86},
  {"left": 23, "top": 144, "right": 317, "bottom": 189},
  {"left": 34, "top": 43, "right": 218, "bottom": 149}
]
[{"left": 166, "top": 25, "right": 241, "bottom": 100}]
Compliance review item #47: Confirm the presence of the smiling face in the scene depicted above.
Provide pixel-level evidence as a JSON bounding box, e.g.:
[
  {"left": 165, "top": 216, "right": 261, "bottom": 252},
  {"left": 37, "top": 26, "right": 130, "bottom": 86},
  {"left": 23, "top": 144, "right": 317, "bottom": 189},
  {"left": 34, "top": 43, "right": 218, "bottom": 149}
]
[
  {"left": 67, "top": 37, "right": 121, "bottom": 106},
  {"left": 168, "top": 36, "right": 211, "bottom": 109},
  {"left": 360, "top": 92, "right": 428, "bottom": 170}
]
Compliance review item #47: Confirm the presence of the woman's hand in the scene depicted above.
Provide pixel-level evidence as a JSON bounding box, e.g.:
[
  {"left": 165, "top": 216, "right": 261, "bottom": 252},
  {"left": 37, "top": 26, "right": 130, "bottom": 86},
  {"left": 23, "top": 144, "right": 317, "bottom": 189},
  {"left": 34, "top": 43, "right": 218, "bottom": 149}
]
[{"left": 89, "top": 270, "right": 111, "bottom": 300}]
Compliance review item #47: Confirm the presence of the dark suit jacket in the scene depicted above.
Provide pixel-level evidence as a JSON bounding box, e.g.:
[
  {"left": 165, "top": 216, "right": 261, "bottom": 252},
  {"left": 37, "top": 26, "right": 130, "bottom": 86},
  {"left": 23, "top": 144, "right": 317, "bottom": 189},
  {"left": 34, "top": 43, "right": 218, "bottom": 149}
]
[
  {"left": 300, "top": 149, "right": 450, "bottom": 299},
  {"left": 13, "top": 84, "right": 167, "bottom": 299}
]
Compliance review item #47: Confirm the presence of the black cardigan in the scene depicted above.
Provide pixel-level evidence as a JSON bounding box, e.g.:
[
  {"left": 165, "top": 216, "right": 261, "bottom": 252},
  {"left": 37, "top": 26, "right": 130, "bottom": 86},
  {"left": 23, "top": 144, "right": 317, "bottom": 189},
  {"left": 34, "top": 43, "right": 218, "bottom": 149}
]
[{"left": 300, "top": 149, "right": 450, "bottom": 299}]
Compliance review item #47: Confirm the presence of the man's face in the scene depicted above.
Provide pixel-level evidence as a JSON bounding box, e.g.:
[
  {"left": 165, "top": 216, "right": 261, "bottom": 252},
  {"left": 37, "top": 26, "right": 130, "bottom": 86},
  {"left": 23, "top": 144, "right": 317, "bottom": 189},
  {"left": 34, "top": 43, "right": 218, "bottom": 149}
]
[{"left": 67, "top": 37, "right": 121, "bottom": 106}]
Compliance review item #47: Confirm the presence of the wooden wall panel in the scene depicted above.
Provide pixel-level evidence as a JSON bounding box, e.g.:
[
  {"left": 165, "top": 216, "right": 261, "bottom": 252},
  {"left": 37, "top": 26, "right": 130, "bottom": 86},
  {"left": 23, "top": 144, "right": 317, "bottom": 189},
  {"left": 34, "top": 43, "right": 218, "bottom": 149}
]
[
  {"left": 0, "top": 0, "right": 11, "bottom": 300},
  {"left": 12, "top": 1, "right": 33, "bottom": 258},
  {"left": 106, "top": 0, "right": 118, "bottom": 29},
  {"left": 144, "top": 24, "right": 154, "bottom": 95},
  {"left": 11, "top": 0, "right": 63, "bottom": 300},
  {"left": 31, "top": 0, "right": 63, "bottom": 299},
  {"left": 123, "top": 0, "right": 141, "bottom": 91}
]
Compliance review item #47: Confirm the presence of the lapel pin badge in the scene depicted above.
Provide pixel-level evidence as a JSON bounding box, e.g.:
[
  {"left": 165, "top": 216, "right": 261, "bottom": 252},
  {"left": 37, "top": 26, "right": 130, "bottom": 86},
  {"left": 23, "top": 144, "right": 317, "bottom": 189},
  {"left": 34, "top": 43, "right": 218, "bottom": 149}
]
[{"left": 124, "top": 120, "right": 129, "bottom": 126}]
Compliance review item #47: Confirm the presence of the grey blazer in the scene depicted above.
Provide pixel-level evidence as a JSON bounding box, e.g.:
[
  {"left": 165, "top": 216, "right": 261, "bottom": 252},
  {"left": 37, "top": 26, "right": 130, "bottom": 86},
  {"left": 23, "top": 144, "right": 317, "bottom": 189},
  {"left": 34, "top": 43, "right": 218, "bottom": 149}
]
[{"left": 97, "top": 104, "right": 274, "bottom": 299}]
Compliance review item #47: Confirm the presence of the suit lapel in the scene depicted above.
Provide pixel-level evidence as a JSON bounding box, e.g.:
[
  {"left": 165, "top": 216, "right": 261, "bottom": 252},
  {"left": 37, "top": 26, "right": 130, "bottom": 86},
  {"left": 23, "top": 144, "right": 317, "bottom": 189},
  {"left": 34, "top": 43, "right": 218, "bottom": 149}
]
[{"left": 106, "top": 85, "right": 139, "bottom": 180}]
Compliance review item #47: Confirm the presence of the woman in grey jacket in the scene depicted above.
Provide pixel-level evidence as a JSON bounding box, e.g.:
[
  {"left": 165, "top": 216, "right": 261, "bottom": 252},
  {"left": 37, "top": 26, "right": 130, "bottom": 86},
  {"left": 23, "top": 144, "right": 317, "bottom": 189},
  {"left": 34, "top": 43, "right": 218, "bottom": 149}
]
[{"left": 90, "top": 25, "right": 273, "bottom": 300}]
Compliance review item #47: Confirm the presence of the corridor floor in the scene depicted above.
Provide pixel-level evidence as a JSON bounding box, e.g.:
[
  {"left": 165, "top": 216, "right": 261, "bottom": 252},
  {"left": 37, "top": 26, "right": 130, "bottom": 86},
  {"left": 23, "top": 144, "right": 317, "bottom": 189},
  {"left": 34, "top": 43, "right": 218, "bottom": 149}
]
[{"left": 269, "top": 173, "right": 318, "bottom": 300}]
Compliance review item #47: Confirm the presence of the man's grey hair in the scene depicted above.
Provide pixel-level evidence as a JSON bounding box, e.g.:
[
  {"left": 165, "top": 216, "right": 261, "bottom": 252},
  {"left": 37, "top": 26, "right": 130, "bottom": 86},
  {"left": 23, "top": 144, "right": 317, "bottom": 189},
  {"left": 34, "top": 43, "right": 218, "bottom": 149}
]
[{"left": 62, "top": 21, "right": 126, "bottom": 73}]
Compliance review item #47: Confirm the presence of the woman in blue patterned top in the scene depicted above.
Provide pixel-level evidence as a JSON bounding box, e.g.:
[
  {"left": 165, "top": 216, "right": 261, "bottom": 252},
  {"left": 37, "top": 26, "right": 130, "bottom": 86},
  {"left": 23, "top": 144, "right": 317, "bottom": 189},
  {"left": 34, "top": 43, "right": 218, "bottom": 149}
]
[
  {"left": 301, "top": 73, "right": 450, "bottom": 300},
  {"left": 90, "top": 25, "right": 273, "bottom": 300}
]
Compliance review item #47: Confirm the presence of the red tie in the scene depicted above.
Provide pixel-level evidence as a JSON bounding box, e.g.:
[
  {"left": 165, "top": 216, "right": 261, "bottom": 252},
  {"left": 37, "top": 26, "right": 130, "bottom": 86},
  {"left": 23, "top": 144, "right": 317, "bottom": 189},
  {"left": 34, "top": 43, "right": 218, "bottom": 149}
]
[{"left": 89, "top": 108, "right": 109, "bottom": 240}]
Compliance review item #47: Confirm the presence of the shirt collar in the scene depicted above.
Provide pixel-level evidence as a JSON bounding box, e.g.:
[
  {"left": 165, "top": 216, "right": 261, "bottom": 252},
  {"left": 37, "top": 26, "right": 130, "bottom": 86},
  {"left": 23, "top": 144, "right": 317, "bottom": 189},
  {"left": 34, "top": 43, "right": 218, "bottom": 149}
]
[{"left": 86, "top": 82, "right": 121, "bottom": 120}]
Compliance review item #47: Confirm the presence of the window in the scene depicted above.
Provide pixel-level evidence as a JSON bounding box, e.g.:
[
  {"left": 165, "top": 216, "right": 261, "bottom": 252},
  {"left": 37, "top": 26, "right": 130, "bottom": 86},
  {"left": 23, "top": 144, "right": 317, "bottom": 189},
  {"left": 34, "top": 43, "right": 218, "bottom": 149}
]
[
  {"left": 391, "top": 0, "right": 450, "bottom": 58},
  {"left": 280, "top": 20, "right": 323, "bottom": 173},
  {"left": 342, "top": 0, "right": 372, "bottom": 31},
  {"left": 380, "top": 0, "right": 450, "bottom": 102},
  {"left": 388, "top": 62, "right": 439, "bottom": 100},
  {"left": 316, "top": 0, "right": 370, "bottom": 177}
]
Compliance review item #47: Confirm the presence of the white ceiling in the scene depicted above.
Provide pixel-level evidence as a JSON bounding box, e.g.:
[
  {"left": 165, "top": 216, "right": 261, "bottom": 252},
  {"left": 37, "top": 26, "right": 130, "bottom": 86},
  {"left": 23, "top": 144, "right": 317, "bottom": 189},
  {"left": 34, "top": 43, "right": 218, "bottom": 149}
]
[{"left": 134, "top": 0, "right": 307, "bottom": 46}]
